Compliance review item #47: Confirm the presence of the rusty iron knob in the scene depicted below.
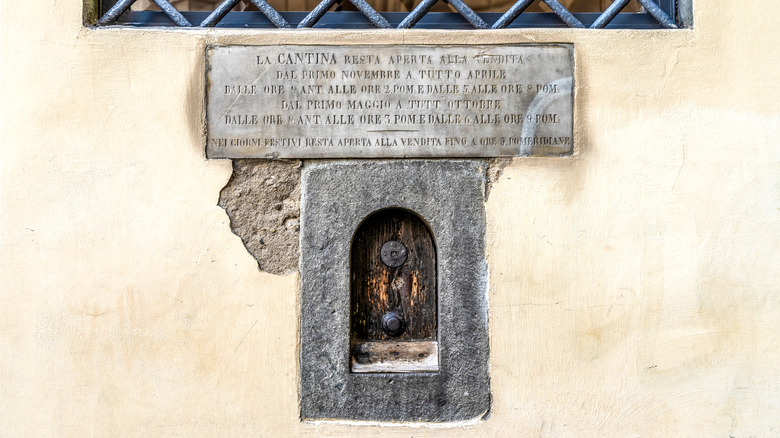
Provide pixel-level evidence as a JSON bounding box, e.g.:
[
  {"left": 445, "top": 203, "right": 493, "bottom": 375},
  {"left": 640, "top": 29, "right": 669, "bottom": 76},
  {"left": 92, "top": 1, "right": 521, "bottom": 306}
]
[
  {"left": 380, "top": 240, "right": 407, "bottom": 268},
  {"left": 382, "top": 312, "right": 405, "bottom": 336}
]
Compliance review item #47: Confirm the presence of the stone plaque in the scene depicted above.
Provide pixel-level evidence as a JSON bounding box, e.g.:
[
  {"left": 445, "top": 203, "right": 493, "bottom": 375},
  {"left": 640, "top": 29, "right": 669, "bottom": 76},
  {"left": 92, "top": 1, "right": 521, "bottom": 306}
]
[{"left": 206, "top": 45, "right": 573, "bottom": 159}]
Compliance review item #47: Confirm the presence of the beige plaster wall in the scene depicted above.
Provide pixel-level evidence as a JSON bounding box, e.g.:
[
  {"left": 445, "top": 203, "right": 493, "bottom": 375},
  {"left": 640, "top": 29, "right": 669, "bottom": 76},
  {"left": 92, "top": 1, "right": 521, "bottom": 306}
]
[{"left": 2, "top": 1, "right": 778, "bottom": 436}]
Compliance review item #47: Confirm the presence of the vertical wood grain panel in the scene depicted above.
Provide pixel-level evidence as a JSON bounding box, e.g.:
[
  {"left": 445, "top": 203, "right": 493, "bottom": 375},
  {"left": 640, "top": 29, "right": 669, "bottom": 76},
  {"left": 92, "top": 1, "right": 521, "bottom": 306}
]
[{"left": 351, "top": 209, "right": 436, "bottom": 342}]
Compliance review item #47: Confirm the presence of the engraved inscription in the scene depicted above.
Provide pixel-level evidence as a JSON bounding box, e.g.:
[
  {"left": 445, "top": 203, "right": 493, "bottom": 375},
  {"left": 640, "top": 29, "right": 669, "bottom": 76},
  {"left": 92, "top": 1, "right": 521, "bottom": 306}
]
[{"left": 206, "top": 45, "right": 574, "bottom": 158}]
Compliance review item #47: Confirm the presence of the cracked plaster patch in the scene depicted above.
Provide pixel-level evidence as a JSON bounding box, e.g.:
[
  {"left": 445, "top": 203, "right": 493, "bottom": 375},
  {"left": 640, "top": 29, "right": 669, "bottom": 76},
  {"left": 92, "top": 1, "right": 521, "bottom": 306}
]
[
  {"left": 218, "top": 159, "right": 301, "bottom": 275},
  {"left": 218, "top": 158, "right": 507, "bottom": 276}
]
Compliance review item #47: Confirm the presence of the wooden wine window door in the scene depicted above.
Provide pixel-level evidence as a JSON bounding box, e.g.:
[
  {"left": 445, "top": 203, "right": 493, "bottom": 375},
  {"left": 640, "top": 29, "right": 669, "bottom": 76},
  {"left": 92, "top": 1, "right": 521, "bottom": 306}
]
[{"left": 350, "top": 209, "right": 438, "bottom": 373}]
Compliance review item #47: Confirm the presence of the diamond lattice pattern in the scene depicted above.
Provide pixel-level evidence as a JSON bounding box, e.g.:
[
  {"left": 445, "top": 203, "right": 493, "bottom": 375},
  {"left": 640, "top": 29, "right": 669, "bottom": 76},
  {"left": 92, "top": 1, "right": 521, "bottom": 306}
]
[{"left": 97, "top": 0, "right": 676, "bottom": 29}]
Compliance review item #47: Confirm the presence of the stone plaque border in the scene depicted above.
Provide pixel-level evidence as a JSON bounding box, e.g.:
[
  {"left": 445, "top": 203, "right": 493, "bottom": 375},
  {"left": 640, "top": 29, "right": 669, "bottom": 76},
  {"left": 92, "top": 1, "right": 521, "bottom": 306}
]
[{"left": 206, "top": 44, "right": 575, "bottom": 159}]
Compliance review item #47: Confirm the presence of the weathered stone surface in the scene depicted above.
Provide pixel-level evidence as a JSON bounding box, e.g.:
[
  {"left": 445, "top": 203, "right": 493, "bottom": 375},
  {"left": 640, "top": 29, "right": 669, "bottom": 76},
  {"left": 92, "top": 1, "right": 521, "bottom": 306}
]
[
  {"left": 207, "top": 44, "right": 573, "bottom": 159},
  {"left": 300, "top": 160, "right": 490, "bottom": 422},
  {"left": 218, "top": 159, "right": 301, "bottom": 275}
]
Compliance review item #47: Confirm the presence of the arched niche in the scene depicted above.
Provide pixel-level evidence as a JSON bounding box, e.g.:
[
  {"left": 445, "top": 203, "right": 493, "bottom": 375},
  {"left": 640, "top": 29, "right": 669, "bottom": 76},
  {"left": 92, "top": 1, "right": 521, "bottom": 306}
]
[{"left": 350, "top": 208, "right": 438, "bottom": 373}]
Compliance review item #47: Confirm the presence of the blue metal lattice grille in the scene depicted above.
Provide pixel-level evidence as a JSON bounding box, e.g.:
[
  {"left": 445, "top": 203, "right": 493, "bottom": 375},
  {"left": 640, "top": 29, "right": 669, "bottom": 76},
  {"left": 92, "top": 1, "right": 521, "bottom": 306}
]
[{"left": 96, "top": 0, "right": 678, "bottom": 29}]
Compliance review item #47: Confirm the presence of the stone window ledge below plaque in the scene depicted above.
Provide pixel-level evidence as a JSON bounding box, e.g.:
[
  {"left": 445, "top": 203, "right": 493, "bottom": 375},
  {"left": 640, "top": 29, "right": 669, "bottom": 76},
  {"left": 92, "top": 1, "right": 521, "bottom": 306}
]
[{"left": 299, "top": 160, "right": 490, "bottom": 422}]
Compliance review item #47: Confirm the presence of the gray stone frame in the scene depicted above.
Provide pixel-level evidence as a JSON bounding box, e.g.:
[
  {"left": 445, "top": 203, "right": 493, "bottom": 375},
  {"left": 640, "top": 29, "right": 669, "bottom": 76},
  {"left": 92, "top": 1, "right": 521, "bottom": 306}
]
[{"left": 300, "top": 160, "right": 490, "bottom": 422}]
